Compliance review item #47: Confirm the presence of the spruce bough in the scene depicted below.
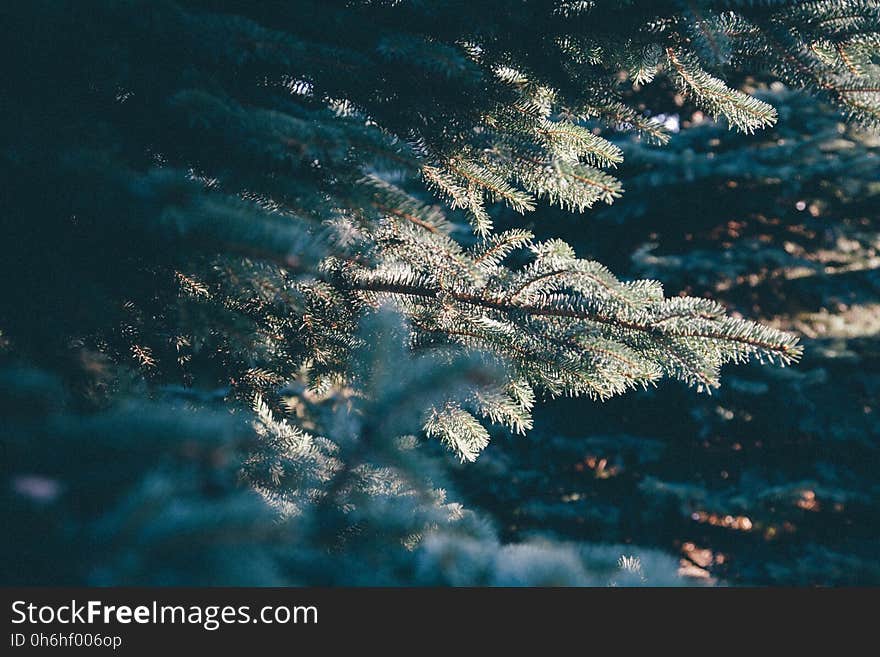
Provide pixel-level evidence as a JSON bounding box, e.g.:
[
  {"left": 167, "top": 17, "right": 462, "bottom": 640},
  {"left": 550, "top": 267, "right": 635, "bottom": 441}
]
[{"left": 2, "top": 1, "right": 878, "bottom": 583}]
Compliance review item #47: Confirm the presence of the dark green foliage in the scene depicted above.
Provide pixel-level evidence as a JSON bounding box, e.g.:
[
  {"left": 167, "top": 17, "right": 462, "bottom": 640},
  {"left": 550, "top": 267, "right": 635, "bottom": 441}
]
[
  {"left": 1, "top": 1, "right": 878, "bottom": 585},
  {"left": 0, "top": 314, "right": 685, "bottom": 585},
  {"left": 459, "top": 88, "right": 880, "bottom": 585}
]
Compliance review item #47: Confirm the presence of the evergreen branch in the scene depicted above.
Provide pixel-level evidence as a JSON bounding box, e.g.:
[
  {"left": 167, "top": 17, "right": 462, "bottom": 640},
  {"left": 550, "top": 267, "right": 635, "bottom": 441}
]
[
  {"left": 445, "top": 159, "right": 537, "bottom": 214},
  {"left": 665, "top": 48, "right": 778, "bottom": 132},
  {"left": 338, "top": 273, "right": 803, "bottom": 369}
]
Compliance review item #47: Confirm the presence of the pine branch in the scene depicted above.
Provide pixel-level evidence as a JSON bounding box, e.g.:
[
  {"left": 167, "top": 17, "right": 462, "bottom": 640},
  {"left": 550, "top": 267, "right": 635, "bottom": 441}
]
[{"left": 665, "top": 48, "right": 778, "bottom": 133}]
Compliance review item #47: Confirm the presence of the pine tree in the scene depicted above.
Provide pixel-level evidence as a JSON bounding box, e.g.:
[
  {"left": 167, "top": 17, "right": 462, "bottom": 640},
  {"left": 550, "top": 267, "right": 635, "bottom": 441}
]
[
  {"left": 1, "top": 311, "right": 685, "bottom": 585},
  {"left": 458, "top": 87, "right": 880, "bottom": 585},
  {"left": 1, "top": 1, "right": 878, "bottom": 584}
]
